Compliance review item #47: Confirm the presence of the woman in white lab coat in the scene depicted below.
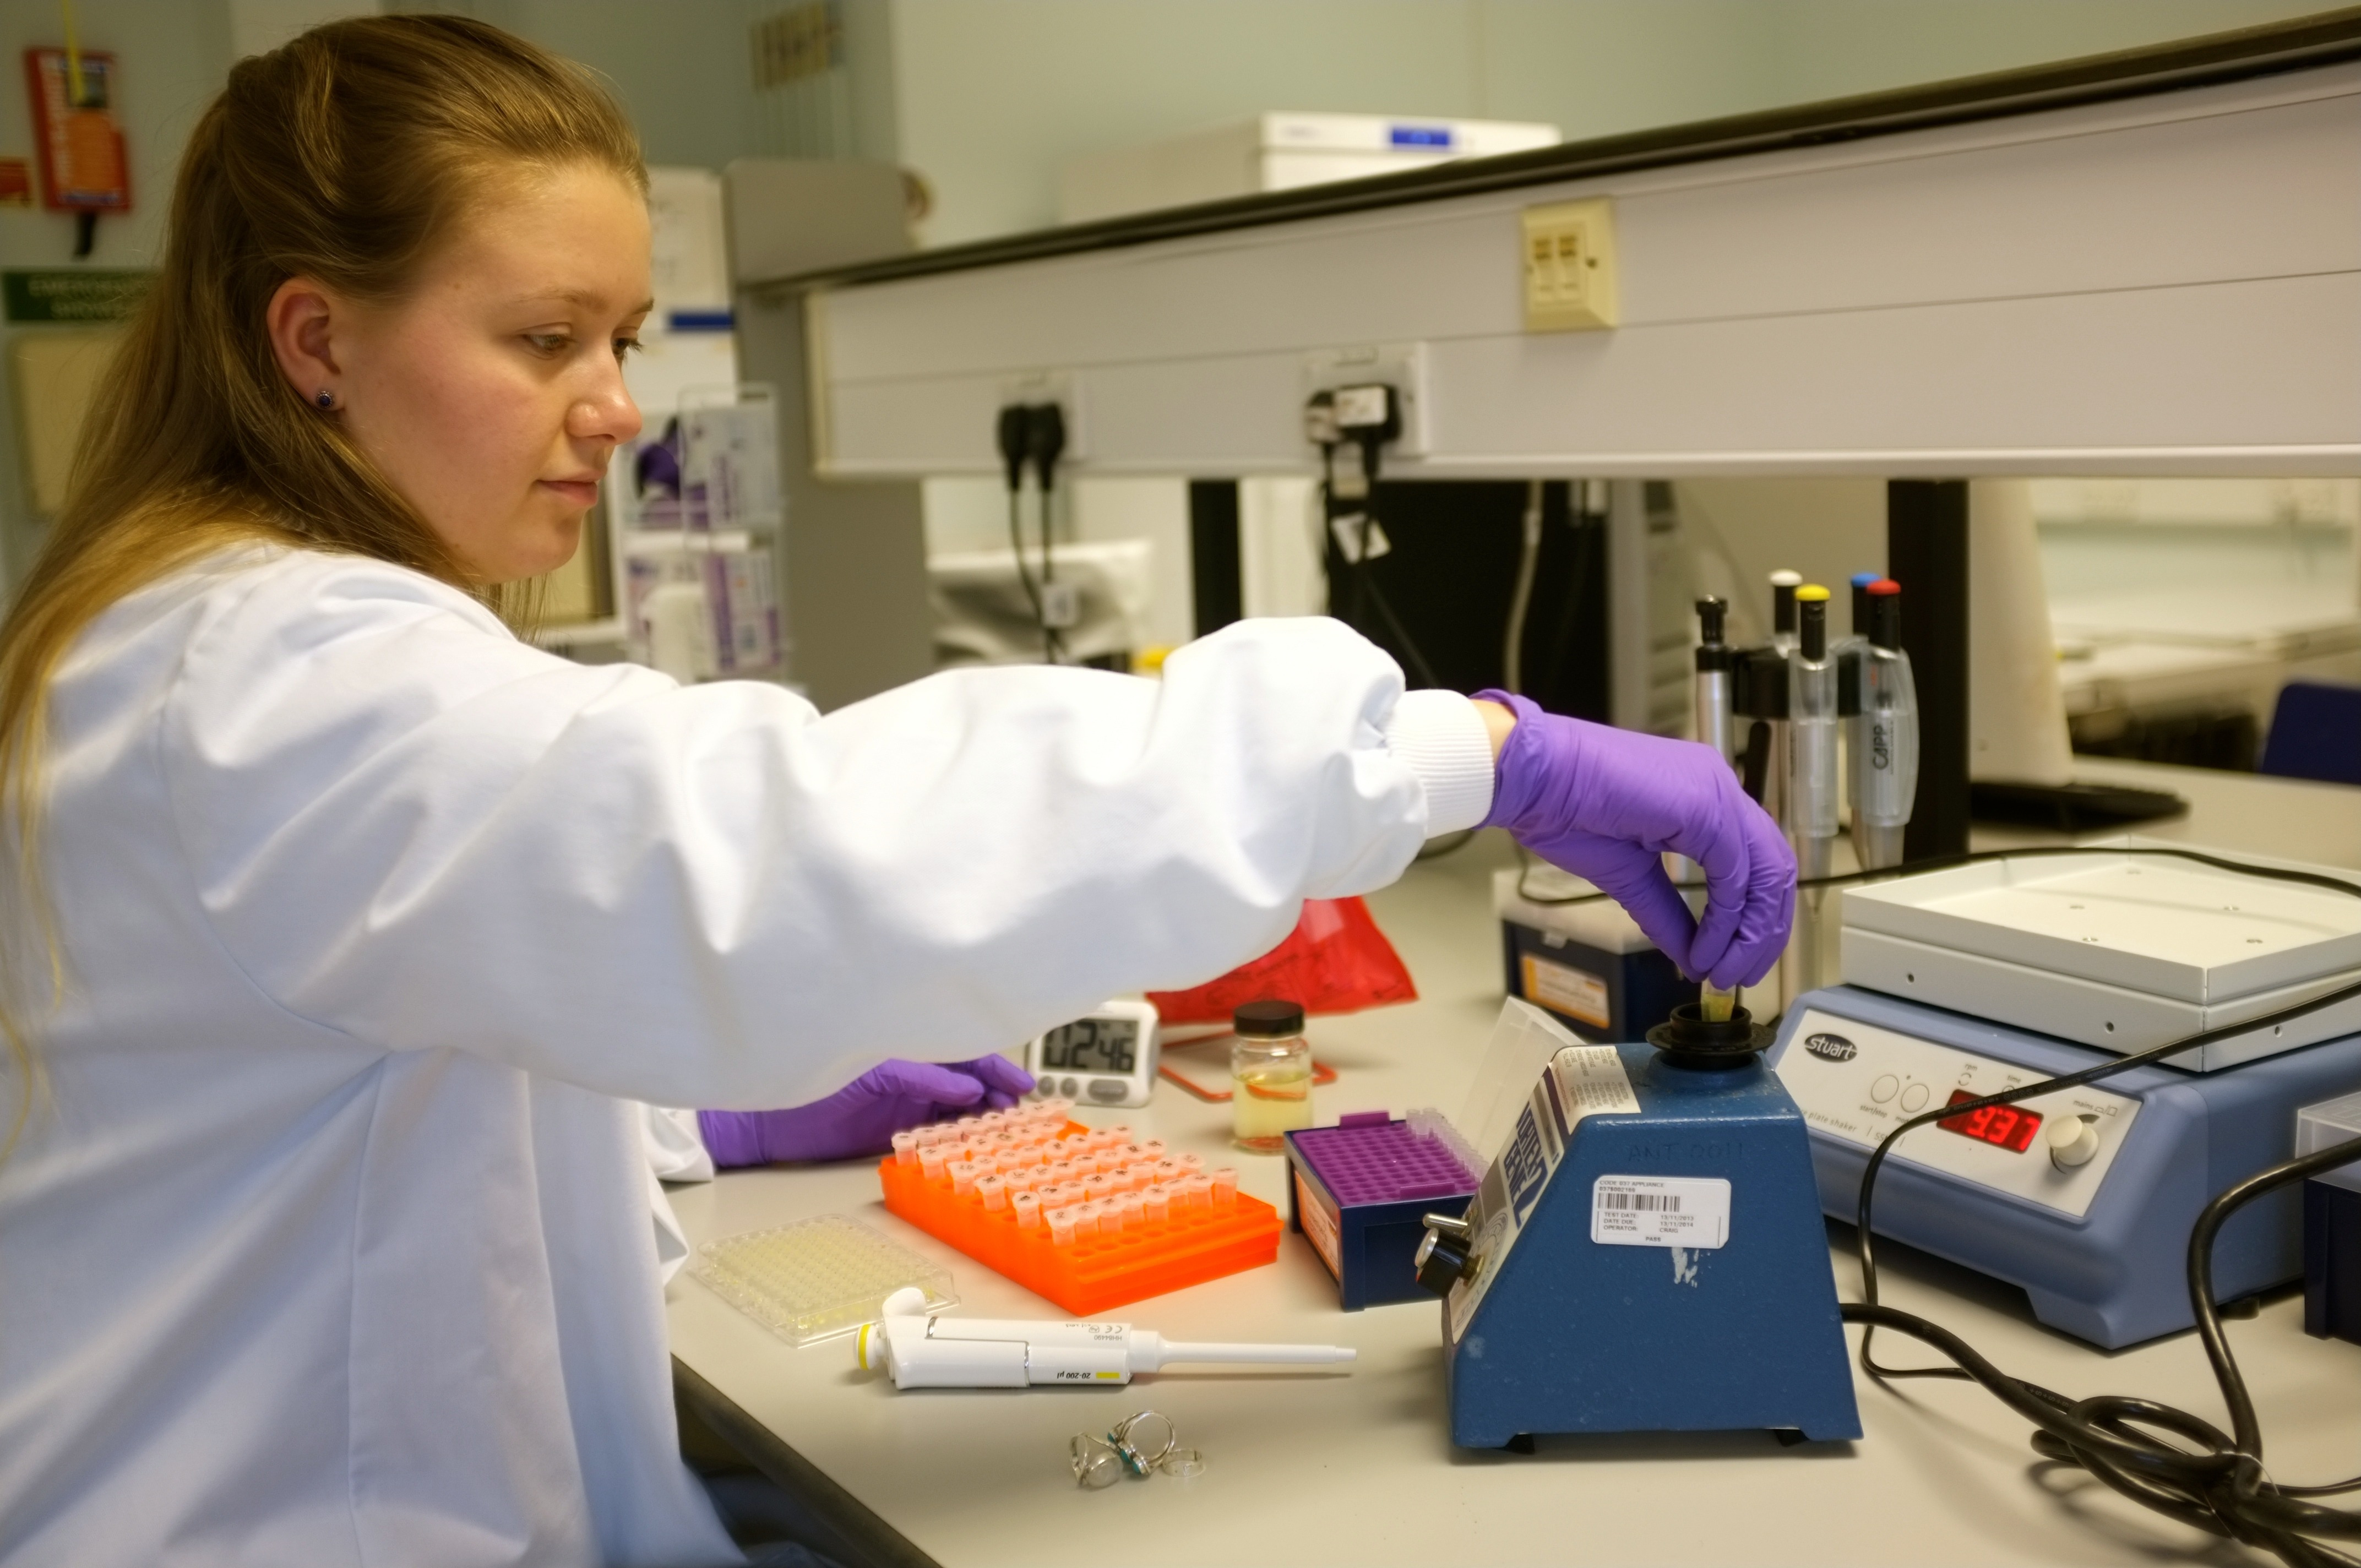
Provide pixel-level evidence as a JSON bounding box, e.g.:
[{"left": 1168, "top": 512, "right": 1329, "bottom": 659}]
[{"left": 0, "top": 17, "right": 1791, "bottom": 1568}]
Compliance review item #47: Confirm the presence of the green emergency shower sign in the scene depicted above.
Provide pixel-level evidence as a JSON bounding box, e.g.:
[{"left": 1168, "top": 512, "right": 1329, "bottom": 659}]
[{"left": 4, "top": 269, "right": 150, "bottom": 323}]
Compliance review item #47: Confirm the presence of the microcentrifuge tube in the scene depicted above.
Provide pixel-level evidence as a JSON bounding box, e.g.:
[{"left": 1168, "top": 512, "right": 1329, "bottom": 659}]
[
  {"left": 951, "top": 1161, "right": 978, "bottom": 1197},
  {"left": 978, "top": 1174, "right": 1007, "bottom": 1211},
  {"left": 1700, "top": 983, "right": 1737, "bottom": 1024},
  {"left": 1118, "top": 1193, "right": 1145, "bottom": 1231},
  {"left": 920, "top": 1146, "right": 946, "bottom": 1180},
  {"left": 1107, "top": 1124, "right": 1134, "bottom": 1145},
  {"left": 1084, "top": 1174, "right": 1113, "bottom": 1202},
  {"left": 1048, "top": 1208, "right": 1078, "bottom": 1246},
  {"left": 1014, "top": 1192, "right": 1042, "bottom": 1229},
  {"left": 1210, "top": 1168, "right": 1238, "bottom": 1209},
  {"left": 1143, "top": 1188, "right": 1169, "bottom": 1225},
  {"left": 1138, "top": 1139, "right": 1167, "bottom": 1159},
  {"left": 1154, "top": 1158, "right": 1182, "bottom": 1182},
  {"left": 1073, "top": 1203, "right": 1102, "bottom": 1241},
  {"left": 1177, "top": 1152, "right": 1205, "bottom": 1174},
  {"left": 1180, "top": 1177, "right": 1211, "bottom": 1213},
  {"left": 891, "top": 1131, "right": 918, "bottom": 1166}
]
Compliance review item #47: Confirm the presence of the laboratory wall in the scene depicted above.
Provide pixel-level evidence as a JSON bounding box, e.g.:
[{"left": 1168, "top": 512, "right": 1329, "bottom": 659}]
[
  {"left": 882, "top": 0, "right": 2338, "bottom": 247},
  {"left": 0, "top": 0, "right": 234, "bottom": 587},
  {"left": 398, "top": 1, "right": 777, "bottom": 172}
]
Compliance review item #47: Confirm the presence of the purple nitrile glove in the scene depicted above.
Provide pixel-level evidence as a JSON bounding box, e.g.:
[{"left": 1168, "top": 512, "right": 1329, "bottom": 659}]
[
  {"left": 698, "top": 1054, "right": 1035, "bottom": 1167},
  {"left": 1478, "top": 691, "right": 1794, "bottom": 988}
]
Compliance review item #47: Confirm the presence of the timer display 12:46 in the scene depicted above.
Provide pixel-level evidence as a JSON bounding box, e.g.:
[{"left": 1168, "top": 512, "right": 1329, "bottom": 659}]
[{"left": 1937, "top": 1089, "right": 2043, "bottom": 1153}]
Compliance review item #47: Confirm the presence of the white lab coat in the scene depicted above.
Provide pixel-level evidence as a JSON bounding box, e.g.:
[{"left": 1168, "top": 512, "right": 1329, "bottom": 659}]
[{"left": 0, "top": 546, "right": 1493, "bottom": 1567}]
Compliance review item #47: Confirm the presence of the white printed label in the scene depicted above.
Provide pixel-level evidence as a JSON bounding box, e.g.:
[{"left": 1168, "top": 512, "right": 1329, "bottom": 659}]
[
  {"left": 1549, "top": 1046, "right": 1641, "bottom": 1130},
  {"left": 1590, "top": 1176, "right": 1731, "bottom": 1249},
  {"left": 1521, "top": 954, "right": 1609, "bottom": 1027}
]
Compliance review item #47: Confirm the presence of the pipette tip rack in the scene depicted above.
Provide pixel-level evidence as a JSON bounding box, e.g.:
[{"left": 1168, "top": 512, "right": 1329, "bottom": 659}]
[
  {"left": 1285, "top": 1110, "right": 1482, "bottom": 1310},
  {"left": 878, "top": 1102, "right": 1281, "bottom": 1315}
]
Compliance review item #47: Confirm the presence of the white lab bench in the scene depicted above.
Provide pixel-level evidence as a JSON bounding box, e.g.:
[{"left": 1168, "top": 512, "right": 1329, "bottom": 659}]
[{"left": 665, "top": 760, "right": 2361, "bottom": 1568}]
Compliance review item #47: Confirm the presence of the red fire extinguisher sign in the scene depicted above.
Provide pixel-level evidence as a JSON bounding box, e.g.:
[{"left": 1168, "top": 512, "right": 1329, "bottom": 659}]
[{"left": 25, "top": 47, "right": 129, "bottom": 213}]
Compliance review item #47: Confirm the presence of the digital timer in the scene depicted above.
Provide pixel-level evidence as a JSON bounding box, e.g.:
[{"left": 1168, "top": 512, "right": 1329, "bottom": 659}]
[
  {"left": 1024, "top": 999, "right": 1161, "bottom": 1109},
  {"left": 1936, "top": 1088, "right": 2043, "bottom": 1153}
]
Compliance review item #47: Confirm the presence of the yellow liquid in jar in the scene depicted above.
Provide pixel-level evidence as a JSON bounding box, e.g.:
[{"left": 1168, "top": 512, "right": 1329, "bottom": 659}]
[{"left": 1232, "top": 1060, "right": 1314, "bottom": 1152}]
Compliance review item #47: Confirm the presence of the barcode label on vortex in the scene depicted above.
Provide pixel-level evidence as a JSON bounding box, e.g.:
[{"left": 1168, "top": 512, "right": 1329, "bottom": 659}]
[{"left": 1590, "top": 1176, "right": 1729, "bottom": 1249}]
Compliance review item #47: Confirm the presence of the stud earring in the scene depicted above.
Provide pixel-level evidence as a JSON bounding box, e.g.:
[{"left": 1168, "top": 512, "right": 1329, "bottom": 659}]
[{"left": 314, "top": 389, "right": 335, "bottom": 410}]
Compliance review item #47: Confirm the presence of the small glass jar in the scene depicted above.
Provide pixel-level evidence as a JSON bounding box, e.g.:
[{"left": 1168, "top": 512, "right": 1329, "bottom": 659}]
[{"left": 1231, "top": 998, "right": 1313, "bottom": 1153}]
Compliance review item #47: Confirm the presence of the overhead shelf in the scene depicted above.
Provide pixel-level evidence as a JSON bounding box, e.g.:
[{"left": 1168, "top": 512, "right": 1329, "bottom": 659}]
[{"left": 769, "top": 10, "right": 2361, "bottom": 481}]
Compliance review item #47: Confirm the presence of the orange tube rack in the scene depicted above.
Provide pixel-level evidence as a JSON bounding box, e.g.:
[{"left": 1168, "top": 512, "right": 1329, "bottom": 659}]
[{"left": 878, "top": 1123, "right": 1281, "bottom": 1316}]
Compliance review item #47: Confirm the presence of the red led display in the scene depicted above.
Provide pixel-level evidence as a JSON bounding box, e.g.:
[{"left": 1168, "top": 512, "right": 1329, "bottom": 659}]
[{"left": 1936, "top": 1089, "right": 2043, "bottom": 1153}]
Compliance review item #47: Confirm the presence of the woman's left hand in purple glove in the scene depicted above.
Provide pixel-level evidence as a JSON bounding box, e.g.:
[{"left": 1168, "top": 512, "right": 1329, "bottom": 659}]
[{"left": 698, "top": 1054, "right": 1036, "bottom": 1167}]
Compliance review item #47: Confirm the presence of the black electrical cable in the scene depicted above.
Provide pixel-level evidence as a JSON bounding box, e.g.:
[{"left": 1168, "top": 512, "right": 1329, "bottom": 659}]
[
  {"left": 1003, "top": 486, "right": 1054, "bottom": 665},
  {"left": 1518, "top": 837, "right": 2361, "bottom": 910},
  {"left": 994, "top": 405, "right": 1054, "bottom": 665},
  {"left": 1416, "top": 828, "right": 1478, "bottom": 862},
  {"left": 1841, "top": 1130, "right": 2361, "bottom": 1568},
  {"left": 1309, "top": 422, "right": 1441, "bottom": 688},
  {"left": 1342, "top": 432, "right": 1445, "bottom": 688},
  {"left": 1027, "top": 404, "right": 1068, "bottom": 665}
]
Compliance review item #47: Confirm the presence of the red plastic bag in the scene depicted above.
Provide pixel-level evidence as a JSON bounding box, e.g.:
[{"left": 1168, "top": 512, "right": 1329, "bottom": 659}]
[{"left": 1146, "top": 896, "right": 1417, "bottom": 1024}]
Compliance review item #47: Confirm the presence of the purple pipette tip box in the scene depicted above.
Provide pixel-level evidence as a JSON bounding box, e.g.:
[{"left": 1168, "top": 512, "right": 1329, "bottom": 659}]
[{"left": 1285, "top": 1111, "right": 1482, "bottom": 1310}]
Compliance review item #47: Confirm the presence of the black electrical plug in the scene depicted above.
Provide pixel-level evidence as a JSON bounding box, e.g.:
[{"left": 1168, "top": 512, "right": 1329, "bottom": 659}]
[
  {"left": 1303, "top": 388, "right": 1340, "bottom": 451},
  {"left": 1332, "top": 382, "right": 1401, "bottom": 491},
  {"left": 995, "top": 403, "right": 1030, "bottom": 494},
  {"left": 1331, "top": 382, "right": 1400, "bottom": 444},
  {"left": 1025, "top": 401, "right": 1067, "bottom": 493}
]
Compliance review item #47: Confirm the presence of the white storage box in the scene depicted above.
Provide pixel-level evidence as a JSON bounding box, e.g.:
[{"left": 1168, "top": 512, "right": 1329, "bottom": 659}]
[{"left": 1059, "top": 112, "right": 1558, "bottom": 225}]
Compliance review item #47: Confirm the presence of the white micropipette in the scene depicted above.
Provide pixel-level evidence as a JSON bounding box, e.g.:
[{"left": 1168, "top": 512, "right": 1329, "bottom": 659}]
[{"left": 857, "top": 1287, "right": 1356, "bottom": 1390}]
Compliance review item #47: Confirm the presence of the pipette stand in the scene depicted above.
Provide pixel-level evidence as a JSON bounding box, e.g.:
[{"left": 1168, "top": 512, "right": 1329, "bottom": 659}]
[{"left": 1421, "top": 1008, "right": 1859, "bottom": 1449}]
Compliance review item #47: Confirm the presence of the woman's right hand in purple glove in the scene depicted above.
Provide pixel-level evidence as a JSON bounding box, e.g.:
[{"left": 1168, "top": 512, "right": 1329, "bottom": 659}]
[
  {"left": 698, "top": 1054, "right": 1035, "bottom": 1167},
  {"left": 1478, "top": 692, "right": 1794, "bottom": 988}
]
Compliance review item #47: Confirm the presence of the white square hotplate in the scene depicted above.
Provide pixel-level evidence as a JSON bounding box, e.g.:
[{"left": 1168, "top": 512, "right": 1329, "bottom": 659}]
[{"left": 1840, "top": 840, "right": 2361, "bottom": 1070}]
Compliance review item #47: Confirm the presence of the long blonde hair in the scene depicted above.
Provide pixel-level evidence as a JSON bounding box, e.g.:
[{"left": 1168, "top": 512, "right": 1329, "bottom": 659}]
[{"left": 0, "top": 15, "right": 646, "bottom": 1147}]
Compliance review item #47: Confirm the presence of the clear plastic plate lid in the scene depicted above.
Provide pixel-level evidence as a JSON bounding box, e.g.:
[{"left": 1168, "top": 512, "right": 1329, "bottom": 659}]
[{"left": 690, "top": 1213, "right": 957, "bottom": 1347}]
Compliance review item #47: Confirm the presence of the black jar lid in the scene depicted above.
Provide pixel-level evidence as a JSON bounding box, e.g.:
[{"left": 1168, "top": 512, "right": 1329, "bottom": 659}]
[{"left": 1233, "top": 999, "right": 1306, "bottom": 1038}]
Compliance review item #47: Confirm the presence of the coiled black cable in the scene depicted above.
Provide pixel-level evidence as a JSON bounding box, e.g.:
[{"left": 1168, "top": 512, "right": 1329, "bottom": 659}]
[{"left": 1811, "top": 848, "right": 2361, "bottom": 1567}]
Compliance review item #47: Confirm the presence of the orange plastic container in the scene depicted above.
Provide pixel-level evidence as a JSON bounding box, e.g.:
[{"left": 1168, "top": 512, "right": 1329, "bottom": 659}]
[{"left": 879, "top": 1124, "right": 1281, "bottom": 1315}]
